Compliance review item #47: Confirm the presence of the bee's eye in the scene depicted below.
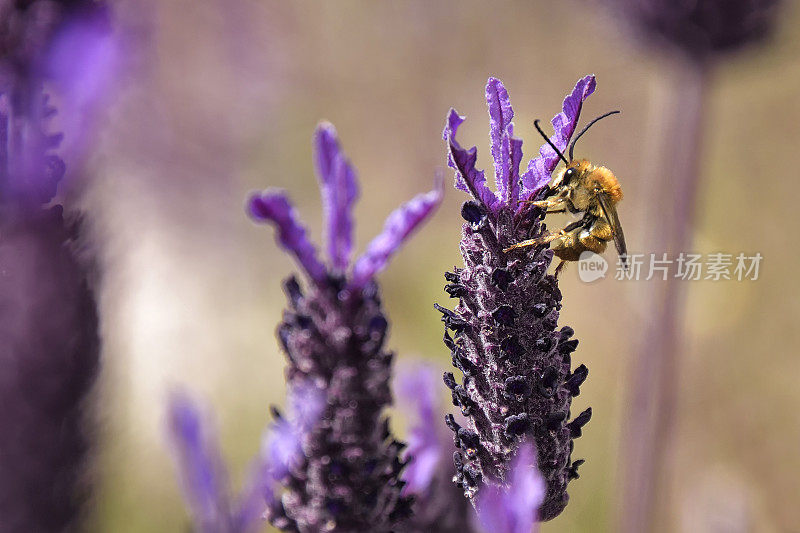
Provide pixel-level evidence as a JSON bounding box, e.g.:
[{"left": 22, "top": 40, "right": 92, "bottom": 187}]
[{"left": 564, "top": 168, "right": 576, "bottom": 181}]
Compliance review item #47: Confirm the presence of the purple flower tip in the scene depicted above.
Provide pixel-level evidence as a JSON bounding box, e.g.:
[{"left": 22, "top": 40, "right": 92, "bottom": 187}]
[
  {"left": 444, "top": 75, "right": 596, "bottom": 215},
  {"left": 248, "top": 190, "right": 328, "bottom": 285},
  {"left": 521, "top": 75, "right": 596, "bottom": 198},
  {"left": 350, "top": 177, "right": 443, "bottom": 289},
  {"left": 167, "top": 392, "right": 233, "bottom": 532},
  {"left": 486, "top": 77, "right": 521, "bottom": 208},
  {"left": 396, "top": 364, "right": 442, "bottom": 495},
  {"left": 475, "top": 443, "right": 545, "bottom": 533},
  {"left": 313, "top": 121, "right": 359, "bottom": 272},
  {"left": 249, "top": 122, "right": 441, "bottom": 290}
]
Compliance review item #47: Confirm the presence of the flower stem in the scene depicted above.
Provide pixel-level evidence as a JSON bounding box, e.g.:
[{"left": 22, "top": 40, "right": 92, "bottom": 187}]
[{"left": 620, "top": 57, "right": 710, "bottom": 533}]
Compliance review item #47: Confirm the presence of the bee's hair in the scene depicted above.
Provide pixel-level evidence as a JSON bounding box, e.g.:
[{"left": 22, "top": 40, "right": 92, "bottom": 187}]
[{"left": 568, "top": 110, "right": 620, "bottom": 161}]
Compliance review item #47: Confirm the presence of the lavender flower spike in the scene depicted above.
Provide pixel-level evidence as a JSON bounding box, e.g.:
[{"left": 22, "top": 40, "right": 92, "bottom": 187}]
[
  {"left": 438, "top": 77, "right": 594, "bottom": 520},
  {"left": 1, "top": 3, "right": 108, "bottom": 531},
  {"left": 248, "top": 122, "right": 442, "bottom": 532}
]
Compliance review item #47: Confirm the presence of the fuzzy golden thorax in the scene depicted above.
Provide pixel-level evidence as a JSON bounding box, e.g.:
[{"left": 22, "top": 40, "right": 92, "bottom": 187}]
[{"left": 552, "top": 159, "right": 623, "bottom": 215}]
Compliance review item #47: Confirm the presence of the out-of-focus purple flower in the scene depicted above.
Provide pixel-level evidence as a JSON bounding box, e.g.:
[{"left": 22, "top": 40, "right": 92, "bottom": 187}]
[
  {"left": 44, "top": 2, "right": 120, "bottom": 165},
  {"left": 396, "top": 363, "right": 478, "bottom": 533},
  {"left": 437, "top": 77, "right": 594, "bottom": 521},
  {"left": 168, "top": 392, "right": 234, "bottom": 533},
  {"left": 474, "top": 443, "right": 545, "bottom": 533},
  {"left": 0, "top": 206, "right": 99, "bottom": 532},
  {"left": 612, "top": 0, "right": 783, "bottom": 59},
  {"left": 168, "top": 384, "right": 324, "bottom": 533},
  {"left": 0, "top": 2, "right": 107, "bottom": 531},
  {"left": 0, "top": 0, "right": 114, "bottom": 202},
  {"left": 247, "top": 122, "right": 442, "bottom": 532},
  {"left": 397, "top": 365, "right": 441, "bottom": 494}
]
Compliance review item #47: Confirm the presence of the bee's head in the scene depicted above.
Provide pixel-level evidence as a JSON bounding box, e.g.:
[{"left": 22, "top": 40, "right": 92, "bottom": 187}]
[{"left": 553, "top": 160, "right": 588, "bottom": 189}]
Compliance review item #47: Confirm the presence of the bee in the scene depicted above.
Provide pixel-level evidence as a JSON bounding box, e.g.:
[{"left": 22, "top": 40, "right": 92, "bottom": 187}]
[{"left": 504, "top": 111, "right": 628, "bottom": 276}]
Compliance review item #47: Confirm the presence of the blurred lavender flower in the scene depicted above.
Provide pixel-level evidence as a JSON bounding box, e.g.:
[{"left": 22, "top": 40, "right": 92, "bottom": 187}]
[
  {"left": 247, "top": 121, "right": 442, "bottom": 532},
  {"left": 474, "top": 443, "right": 545, "bottom": 533},
  {"left": 168, "top": 384, "right": 324, "bottom": 533},
  {"left": 0, "top": 205, "right": 98, "bottom": 532},
  {"left": 395, "top": 364, "right": 477, "bottom": 533},
  {"left": 437, "top": 77, "right": 594, "bottom": 521},
  {"left": 0, "top": 1, "right": 111, "bottom": 531},
  {"left": 614, "top": 0, "right": 783, "bottom": 60},
  {"left": 168, "top": 392, "right": 236, "bottom": 533}
]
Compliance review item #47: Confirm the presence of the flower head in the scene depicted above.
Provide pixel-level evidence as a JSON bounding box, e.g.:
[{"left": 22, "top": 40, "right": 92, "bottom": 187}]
[
  {"left": 247, "top": 122, "right": 442, "bottom": 532},
  {"left": 613, "top": 0, "right": 783, "bottom": 59},
  {"left": 437, "top": 77, "right": 594, "bottom": 521}
]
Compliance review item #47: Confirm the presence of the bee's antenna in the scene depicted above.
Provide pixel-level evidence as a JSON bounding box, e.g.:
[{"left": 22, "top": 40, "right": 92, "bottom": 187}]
[
  {"left": 534, "top": 119, "right": 570, "bottom": 166},
  {"left": 569, "top": 110, "right": 620, "bottom": 161}
]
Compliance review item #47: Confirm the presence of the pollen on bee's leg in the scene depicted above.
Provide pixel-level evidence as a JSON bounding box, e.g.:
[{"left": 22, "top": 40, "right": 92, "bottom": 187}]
[{"left": 503, "top": 232, "right": 559, "bottom": 253}]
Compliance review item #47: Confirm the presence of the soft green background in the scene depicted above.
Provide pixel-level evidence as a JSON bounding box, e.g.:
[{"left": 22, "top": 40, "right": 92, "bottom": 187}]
[{"left": 86, "top": 1, "right": 800, "bottom": 531}]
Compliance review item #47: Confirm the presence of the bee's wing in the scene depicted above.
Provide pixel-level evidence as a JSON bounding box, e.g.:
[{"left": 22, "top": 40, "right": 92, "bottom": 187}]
[{"left": 597, "top": 191, "right": 628, "bottom": 269}]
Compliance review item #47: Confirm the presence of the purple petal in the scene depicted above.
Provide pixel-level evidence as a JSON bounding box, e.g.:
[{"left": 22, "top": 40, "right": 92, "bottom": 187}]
[
  {"left": 313, "top": 122, "right": 359, "bottom": 271},
  {"left": 287, "top": 380, "right": 326, "bottom": 432},
  {"left": 396, "top": 364, "right": 442, "bottom": 494},
  {"left": 520, "top": 75, "right": 596, "bottom": 201},
  {"left": 232, "top": 460, "right": 271, "bottom": 533},
  {"left": 443, "top": 108, "right": 500, "bottom": 213},
  {"left": 486, "top": 78, "right": 516, "bottom": 206},
  {"left": 45, "top": 6, "right": 122, "bottom": 166},
  {"left": 350, "top": 181, "right": 443, "bottom": 289},
  {"left": 475, "top": 443, "right": 545, "bottom": 533},
  {"left": 265, "top": 418, "right": 301, "bottom": 481},
  {"left": 167, "top": 392, "right": 232, "bottom": 531},
  {"left": 248, "top": 191, "right": 328, "bottom": 285},
  {"left": 508, "top": 124, "right": 523, "bottom": 208},
  {"left": 266, "top": 381, "right": 325, "bottom": 480}
]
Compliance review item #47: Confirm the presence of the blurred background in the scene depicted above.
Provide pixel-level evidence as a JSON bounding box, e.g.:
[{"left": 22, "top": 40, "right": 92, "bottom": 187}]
[{"left": 81, "top": 0, "right": 800, "bottom": 531}]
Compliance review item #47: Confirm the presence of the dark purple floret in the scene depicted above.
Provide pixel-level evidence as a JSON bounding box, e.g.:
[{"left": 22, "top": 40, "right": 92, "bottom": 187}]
[
  {"left": 248, "top": 122, "right": 441, "bottom": 532},
  {"left": 437, "top": 77, "right": 596, "bottom": 521}
]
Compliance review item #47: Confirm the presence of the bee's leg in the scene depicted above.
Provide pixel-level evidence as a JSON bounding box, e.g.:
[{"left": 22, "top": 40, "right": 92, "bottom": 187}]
[
  {"left": 577, "top": 227, "right": 609, "bottom": 255},
  {"left": 520, "top": 198, "right": 567, "bottom": 211},
  {"left": 503, "top": 231, "right": 563, "bottom": 253},
  {"left": 554, "top": 260, "right": 568, "bottom": 278}
]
